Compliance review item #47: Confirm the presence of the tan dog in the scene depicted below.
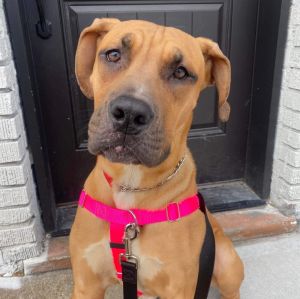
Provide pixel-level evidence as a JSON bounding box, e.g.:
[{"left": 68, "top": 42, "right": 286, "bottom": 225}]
[{"left": 70, "top": 18, "right": 244, "bottom": 299}]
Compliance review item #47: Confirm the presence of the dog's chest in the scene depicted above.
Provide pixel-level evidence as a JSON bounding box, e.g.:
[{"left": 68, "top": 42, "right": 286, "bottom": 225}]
[
  {"left": 84, "top": 238, "right": 164, "bottom": 284},
  {"left": 110, "top": 167, "right": 165, "bottom": 283}
]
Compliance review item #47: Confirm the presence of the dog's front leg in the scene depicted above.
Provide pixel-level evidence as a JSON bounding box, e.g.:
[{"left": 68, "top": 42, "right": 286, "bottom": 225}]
[
  {"left": 208, "top": 212, "right": 244, "bottom": 299},
  {"left": 70, "top": 241, "right": 116, "bottom": 299},
  {"left": 70, "top": 238, "right": 118, "bottom": 299},
  {"left": 70, "top": 210, "right": 117, "bottom": 299}
]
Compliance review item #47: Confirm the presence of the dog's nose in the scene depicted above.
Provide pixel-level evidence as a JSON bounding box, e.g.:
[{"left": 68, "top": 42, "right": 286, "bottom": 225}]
[{"left": 109, "top": 96, "right": 154, "bottom": 134}]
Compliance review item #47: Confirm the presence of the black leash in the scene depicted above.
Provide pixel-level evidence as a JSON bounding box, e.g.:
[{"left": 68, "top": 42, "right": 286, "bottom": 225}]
[
  {"left": 194, "top": 193, "right": 215, "bottom": 299},
  {"left": 121, "top": 260, "right": 138, "bottom": 299},
  {"left": 121, "top": 193, "right": 215, "bottom": 299}
]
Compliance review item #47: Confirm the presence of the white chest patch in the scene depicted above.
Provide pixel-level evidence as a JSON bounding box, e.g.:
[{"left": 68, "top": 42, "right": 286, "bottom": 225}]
[
  {"left": 113, "top": 165, "right": 142, "bottom": 209},
  {"left": 113, "top": 191, "right": 136, "bottom": 210},
  {"left": 83, "top": 239, "right": 114, "bottom": 279}
]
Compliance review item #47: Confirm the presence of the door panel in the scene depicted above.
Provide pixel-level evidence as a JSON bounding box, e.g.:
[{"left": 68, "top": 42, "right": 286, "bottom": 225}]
[{"left": 23, "top": 0, "right": 258, "bottom": 206}]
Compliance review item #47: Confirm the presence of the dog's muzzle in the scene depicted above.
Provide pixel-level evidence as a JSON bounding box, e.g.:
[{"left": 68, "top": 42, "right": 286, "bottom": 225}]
[{"left": 88, "top": 95, "right": 170, "bottom": 167}]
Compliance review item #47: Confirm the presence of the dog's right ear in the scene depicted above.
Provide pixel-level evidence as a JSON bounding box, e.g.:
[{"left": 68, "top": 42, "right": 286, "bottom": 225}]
[
  {"left": 197, "top": 37, "right": 231, "bottom": 122},
  {"left": 75, "top": 18, "right": 120, "bottom": 99}
]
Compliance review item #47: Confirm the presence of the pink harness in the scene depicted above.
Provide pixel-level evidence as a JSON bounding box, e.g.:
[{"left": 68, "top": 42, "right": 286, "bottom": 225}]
[{"left": 78, "top": 172, "right": 201, "bottom": 296}]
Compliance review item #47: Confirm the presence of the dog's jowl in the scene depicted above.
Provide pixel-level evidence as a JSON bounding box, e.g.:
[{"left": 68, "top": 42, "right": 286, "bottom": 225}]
[{"left": 70, "top": 18, "right": 244, "bottom": 299}]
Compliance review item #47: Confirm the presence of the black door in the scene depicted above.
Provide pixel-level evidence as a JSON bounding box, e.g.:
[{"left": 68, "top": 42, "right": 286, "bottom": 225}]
[{"left": 5, "top": 0, "right": 287, "bottom": 232}]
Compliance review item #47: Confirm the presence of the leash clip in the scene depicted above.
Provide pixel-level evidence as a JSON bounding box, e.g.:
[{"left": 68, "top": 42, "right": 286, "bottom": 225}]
[{"left": 120, "top": 212, "right": 140, "bottom": 268}]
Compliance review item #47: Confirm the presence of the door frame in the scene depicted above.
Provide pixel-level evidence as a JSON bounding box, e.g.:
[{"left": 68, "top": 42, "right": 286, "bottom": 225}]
[{"left": 4, "top": 0, "right": 291, "bottom": 232}]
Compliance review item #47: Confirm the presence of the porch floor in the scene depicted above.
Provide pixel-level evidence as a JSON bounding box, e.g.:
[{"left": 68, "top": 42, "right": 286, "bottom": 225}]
[{"left": 1, "top": 229, "right": 300, "bottom": 299}]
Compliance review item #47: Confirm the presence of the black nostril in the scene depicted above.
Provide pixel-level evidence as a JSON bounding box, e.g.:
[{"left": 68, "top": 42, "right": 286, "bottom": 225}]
[
  {"left": 134, "top": 114, "right": 147, "bottom": 126},
  {"left": 112, "top": 107, "right": 125, "bottom": 120}
]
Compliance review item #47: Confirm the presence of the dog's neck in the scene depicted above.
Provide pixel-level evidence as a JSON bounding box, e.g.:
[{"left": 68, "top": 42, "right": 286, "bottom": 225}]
[{"left": 83, "top": 148, "right": 198, "bottom": 210}]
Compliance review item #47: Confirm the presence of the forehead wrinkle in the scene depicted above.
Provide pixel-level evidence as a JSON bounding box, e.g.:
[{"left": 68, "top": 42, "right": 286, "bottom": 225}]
[
  {"left": 101, "top": 29, "right": 141, "bottom": 51},
  {"left": 154, "top": 25, "right": 167, "bottom": 44},
  {"left": 143, "top": 25, "right": 166, "bottom": 58},
  {"left": 171, "top": 50, "right": 183, "bottom": 65},
  {"left": 162, "top": 44, "right": 183, "bottom": 68},
  {"left": 123, "top": 29, "right": 147, "bottom": 53},
  {"left": 121, "top": 33, "right": 133, "bottom": 49}
]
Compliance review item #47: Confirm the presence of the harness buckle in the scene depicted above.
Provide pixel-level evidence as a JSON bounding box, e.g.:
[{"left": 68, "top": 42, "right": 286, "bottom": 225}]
[{"left": 166, "top": 202, "right": 181, "bottom": 222}]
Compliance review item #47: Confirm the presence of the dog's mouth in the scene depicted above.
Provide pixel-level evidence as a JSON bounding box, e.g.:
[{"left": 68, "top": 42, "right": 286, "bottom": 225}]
[
  {"left": 101, "top": 143, "right": 140, "bottom": 165},
  {"left": 88, "top": 130, "right": 170, "bottom": 167}
]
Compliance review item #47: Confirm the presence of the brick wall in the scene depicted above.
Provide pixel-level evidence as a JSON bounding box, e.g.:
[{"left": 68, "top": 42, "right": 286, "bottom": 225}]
[
  {"left": 271, "top": 0, "right": 300, "bottom": 219},
  {"left": 0, "top": 0, "right": 44, "bottom": 276}
]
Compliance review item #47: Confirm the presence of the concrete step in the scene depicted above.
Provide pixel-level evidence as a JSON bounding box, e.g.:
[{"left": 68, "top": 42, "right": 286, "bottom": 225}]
[{"left": 21, "top": 204, "right": 297, "bottom": 276}]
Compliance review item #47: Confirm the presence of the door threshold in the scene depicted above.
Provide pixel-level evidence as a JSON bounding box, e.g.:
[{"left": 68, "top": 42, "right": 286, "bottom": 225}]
[{"left": 199, "top": 180, "right": 265, "bottom": 213}]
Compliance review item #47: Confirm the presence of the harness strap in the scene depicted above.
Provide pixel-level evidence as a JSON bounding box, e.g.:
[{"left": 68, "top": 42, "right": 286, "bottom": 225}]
[
  {"left": 110, "top": 223, "right": 125, "bottom": 279},
  {"left": 194, "top": 193, "right": 215, "bottom": 299},
  {"left": 79, "top": 190, "right": 199, "bottom": 225}
]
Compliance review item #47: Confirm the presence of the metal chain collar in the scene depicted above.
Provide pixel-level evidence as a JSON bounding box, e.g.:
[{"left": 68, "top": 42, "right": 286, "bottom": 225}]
[{"left": 118, "top": 155, "right": 186, "bottom": 192}]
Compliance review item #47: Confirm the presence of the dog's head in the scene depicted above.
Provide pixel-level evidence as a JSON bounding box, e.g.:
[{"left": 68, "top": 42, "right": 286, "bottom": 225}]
[{"left": 75, "top": 19, "right": 230, "bottom": 167}]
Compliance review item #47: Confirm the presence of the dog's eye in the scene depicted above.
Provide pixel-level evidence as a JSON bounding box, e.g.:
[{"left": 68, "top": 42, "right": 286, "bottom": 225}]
[
  {"left": 173, "top": 66, "right": 188, "bottom": 79},
  {"left": 106, "top": 49, "right": 121, "bottom": 62}
]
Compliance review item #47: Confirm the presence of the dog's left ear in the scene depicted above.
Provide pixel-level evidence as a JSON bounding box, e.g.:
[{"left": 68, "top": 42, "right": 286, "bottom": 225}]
[{"left": 197, "top": 37, "right": 231, "bottom": 122}]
